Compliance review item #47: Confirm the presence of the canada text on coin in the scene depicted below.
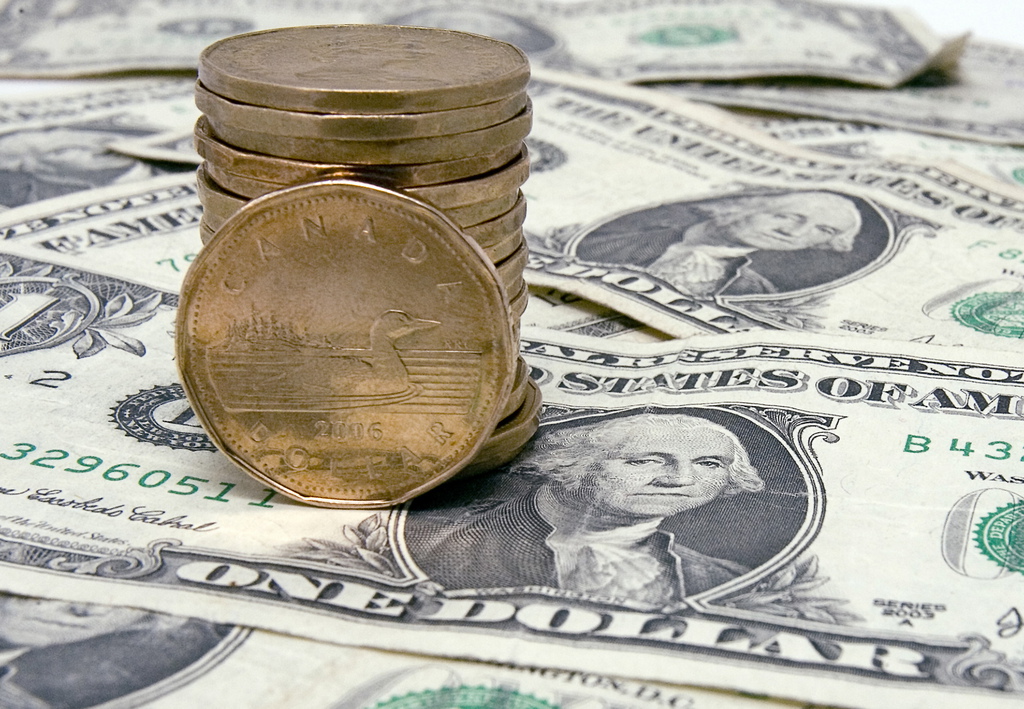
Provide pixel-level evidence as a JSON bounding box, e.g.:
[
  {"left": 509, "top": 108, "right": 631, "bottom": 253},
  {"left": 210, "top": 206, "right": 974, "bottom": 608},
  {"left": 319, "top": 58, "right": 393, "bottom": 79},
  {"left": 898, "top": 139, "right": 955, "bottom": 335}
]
[{"left": 177, "top": 179, "right": 515, "bottom": 508}]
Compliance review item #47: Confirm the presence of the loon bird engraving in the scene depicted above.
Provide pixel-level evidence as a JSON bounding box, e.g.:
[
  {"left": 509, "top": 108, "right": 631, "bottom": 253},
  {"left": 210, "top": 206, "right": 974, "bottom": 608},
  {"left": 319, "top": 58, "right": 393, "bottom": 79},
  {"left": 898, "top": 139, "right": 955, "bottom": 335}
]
[
  {"left": 207, "top": 310, "right": 440, "bottom": 412},
  {"left": 324, "top": 310, "right": 440, "bottom": 398}
]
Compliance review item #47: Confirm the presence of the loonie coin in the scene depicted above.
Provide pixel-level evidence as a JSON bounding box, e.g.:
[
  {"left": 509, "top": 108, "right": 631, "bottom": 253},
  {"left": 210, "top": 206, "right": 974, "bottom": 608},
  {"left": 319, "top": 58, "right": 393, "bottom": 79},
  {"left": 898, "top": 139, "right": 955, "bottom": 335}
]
[
  {"left": 177, "top": 179, "right": 515, "bottom": 508},
  {"left": 195, "top": 163, "right": 245, "bottom": 225},
  {"left": 201, "top": 210, "right": 523, "bottom": 265},
  {"left": 493, "top": 239, "right": 529, "bottom": 295},
  {"left": 455, "top": 376, "right": 541, "bottom": 479},
  {"left": 203, "top": 134, "right": 529, "bottom": 211},
  {"left": 199, "top": 164, "right": 525, "bottom": 234},
  {"left": 404, "top": 148, "right": 529, "bottom": 208},
  {"left": 463, "top": 192, "right": 524, "bottom": 235},
  {"left": 478, "top": 228, "right": 524, "bottom": 264},
  {"left": 443, "top": 189, "right": 522, "bottom": 228},
  {"left": 205, "top": 104, "right": 531, "bottom": 164},
  {"left": 195, "top": 115, "right": 523, "bottom": 188},
  {"left": 199, "top": 217, "right": 216, "bottom": 245},
  {"left": 463, "top": 194, "right": 526, "bottom": 244},
  {"left": 199, "top": 25, "right": 530, "bottom": 114},
  {"left": 197, "top": 81, "right": 528, "bottom": 141},
  {"left": 508, "top": 281, "right": 529, "bottom": 320},
  {"left": 498, "top": 356, "right": 530, "bottom": 421}
]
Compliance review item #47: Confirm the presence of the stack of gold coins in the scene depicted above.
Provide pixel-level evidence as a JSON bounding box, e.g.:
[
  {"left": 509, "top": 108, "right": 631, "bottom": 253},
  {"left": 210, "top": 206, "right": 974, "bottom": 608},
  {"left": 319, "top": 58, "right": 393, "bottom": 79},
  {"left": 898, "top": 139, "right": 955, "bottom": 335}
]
[{"left": 179, "top": 25, "right": 540, "bottom": 508}]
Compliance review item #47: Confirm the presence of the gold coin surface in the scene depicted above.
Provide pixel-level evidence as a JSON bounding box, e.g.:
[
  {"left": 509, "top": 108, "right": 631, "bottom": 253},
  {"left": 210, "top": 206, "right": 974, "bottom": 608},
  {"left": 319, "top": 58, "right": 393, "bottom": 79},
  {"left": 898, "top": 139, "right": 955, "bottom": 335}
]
[
  {"left": 457, "top": 376, "right": 541, "bottom": 479},
  {"left": 197, "top": 81, "right": 528, "bottom": 141},
  {"left": 198, "top": 25, "right": 530, "bottom": 114},
  {"left": 198, "top": 167, "right": 528, "bottom": 253},
  {"left": 199, "top": 179, "right": 524, "bottom": 234},
  {"left": 195, "top": 163, "right": 245, "bottom": 222},
  {"left": 494, "top": 239, "right": 528, "bottom": 294},
  {"left": 498, "top": 356, "right": 529, "bottom": 421},
  {"left": 478, "top": 228, "right": 524, "bottom": 264},
  {"left": 177, "top": 179, "right": 515, "bottom": 508},
  {"left": 201, "top": 129, "right": 528, "bottom": 212},
  {"left": 201, "top": 210, "right": 523, "bottom": 265},
  {"left": 195, "top": 116, "right": 523, "bottom": 189},
  {"left": 206, "top": 105, "right": 531, "bottom": 164},
  {"left": 464, "top": 194, "right": 526, "bottom": 244},
  {"left": 443, "top": 189, "right": 522, "bottom": 228},
  {"left": 508, "top": 281, "right": 529, "bottom": 320},
  {"left": 199, "top": 203, "right": 235, "bottom": 234},
  {"left": 404, "top": 148, "right": 529, "bottom": 208},
  {"left": 198, "top": 185, "right": 525, "bottom": 264},
  {"left": 199, "top": 217, "right": 216, "bottom": 245}
]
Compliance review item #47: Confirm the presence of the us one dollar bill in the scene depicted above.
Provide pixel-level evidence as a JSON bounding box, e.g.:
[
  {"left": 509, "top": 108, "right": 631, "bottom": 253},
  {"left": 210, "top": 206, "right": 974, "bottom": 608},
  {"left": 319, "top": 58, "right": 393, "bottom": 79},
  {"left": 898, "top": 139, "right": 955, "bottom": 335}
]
[
  {"left": 744, "top": 117, "right": 1024, "bottom": 189},
  {"left": 0, "top": 172, "right": 204, "bottom": 292},
  {"left": 0, "top": 0, "right": 944, "bottom": 87},
  {"left": 0, "top": 167, "right": 682, "bottom": 347},
  {"left": 662, "top": 39, "right": 1024, "bottom": 145},
  {"left": 515, "top": 70, "right": 1024, "bottom": 351},
  {"left": 6, "top": 77, "right": 1024, "bottom": 354},
  {"left": 0, "top": 76, "right": 196, "bottom": 211},
  {"left": 0, "top": 593, "right": 788, "bottom": 709},
  {"left": 0, "top": 232, "right": 1022, "bottom": 707}
]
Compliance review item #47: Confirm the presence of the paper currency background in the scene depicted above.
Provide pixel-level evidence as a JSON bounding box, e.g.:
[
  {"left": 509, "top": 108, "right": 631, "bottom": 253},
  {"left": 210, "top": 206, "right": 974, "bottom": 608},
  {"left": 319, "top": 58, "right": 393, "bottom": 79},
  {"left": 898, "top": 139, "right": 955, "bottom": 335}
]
[{"left": 0, "top": 1, "right": 1022, "bottom": 708}]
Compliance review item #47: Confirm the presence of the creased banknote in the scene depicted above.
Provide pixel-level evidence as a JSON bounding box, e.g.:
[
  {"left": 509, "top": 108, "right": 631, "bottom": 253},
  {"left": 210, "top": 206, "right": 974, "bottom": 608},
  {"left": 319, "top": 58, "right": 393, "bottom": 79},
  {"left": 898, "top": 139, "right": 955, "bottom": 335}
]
[
  {"left": 0, "top": 165, "right": 683, "bottom": 348},
  {"left": 0, "top": 593, "right": 790, "bottom": 709},
  {"left": 0, "top": 77, "right": 197, "bottom": 211},
  {"left": 744, "top": 117, "right": 1024, "bottom": 189},
  {"left": 0, "top": 0, "right": 944, "bottom": 87},
  {"left": 513, "top": 70, "right": 1024, "bottom": 351},
  {"left": 0, "top": 172, "right": 204, "bottom": 291},
  {"left": 108, "top": 129, "right": 199, "bottom": 166},
  {"left": 0, "top": 234, "right": 1021, "bottom": 707},
  {"left": 5, "top": 76, "right": 1024, "bottom": 355},
  {"left": 523, "top": 286, "right": 677, "bottom": 343},
  {"left": 662, "top": 39, "right": 1024, "bottom": 145}
]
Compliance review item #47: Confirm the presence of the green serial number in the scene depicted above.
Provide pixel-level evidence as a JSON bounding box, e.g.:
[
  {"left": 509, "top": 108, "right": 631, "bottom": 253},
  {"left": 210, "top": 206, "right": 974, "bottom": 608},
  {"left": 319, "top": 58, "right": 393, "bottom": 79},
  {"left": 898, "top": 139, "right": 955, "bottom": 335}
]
[
  {"left": 0, "top": 442, "right": 276, "bottom": 507},
  {"left": 156, "top": 253, "right": 197, "bottom": 272},
  {"left": 903, "top": 434, "right": 1024, "bottom": 461}
]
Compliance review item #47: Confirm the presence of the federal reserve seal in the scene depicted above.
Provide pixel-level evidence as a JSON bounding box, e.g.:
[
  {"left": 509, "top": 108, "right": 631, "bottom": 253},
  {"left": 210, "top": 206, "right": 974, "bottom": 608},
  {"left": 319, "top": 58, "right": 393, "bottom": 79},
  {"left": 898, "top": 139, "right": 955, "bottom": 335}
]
[
  {"left": 373, "top": 687, "right": 557, "bottom": 709},
  {"left": 111, "top": 384, "right": 215, "bottom": 452},
  {"left": 637, "top": 25, "right": 737, "bottom": 47},
  {"left": 951, "top": 292, "right": 1024, "bottom": 338},
  {"left": 975, "top": 502, "right": 1024, "bottom": 575}
]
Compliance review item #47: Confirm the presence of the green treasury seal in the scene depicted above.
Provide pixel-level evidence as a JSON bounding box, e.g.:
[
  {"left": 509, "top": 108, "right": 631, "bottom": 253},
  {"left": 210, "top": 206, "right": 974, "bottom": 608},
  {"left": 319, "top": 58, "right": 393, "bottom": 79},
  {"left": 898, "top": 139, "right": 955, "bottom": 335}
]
[
  {"left": 975, "top": 502, "right": 1024, "bottom": 574},
  {"left": 373, "top": 687, "right": 558, "bottom": 709},
  {"left": 951, "top": 292, "right": 1024, "bottom": 338},
  {"left": 638, "top": 25, "right": 737, "bottom": 47}
]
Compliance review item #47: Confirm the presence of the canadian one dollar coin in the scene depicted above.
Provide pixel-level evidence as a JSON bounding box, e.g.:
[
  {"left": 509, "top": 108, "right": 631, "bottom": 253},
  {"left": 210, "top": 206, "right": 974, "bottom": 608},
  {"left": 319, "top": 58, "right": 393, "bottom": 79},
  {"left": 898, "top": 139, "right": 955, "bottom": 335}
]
[{"left": 177, "top": 180, "right": 515, "bottom": 508}]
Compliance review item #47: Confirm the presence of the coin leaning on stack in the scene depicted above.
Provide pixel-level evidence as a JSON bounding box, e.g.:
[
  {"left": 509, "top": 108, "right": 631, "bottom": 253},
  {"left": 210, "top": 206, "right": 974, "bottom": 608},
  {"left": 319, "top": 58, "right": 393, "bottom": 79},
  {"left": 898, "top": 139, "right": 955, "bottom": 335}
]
[{"left": 177, "top": 25, "right": 540, "bottom": 509}]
